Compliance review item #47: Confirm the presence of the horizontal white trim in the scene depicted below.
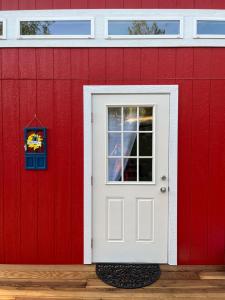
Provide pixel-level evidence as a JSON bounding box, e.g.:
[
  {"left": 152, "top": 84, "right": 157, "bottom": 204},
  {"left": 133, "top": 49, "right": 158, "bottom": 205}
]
[
  {"left": 105, "top": 17, "right": 183, "bottom": 39},
  {"left": 194, "top": 17, "right": 225, "bottom": 39},
  {"left": 0, "top": 18, "right": 6, "bottom": 39},
  {"left": 17, "top": 17, "right": 95, "bottom": 39},
  {"left": 0, "top": 9, "right": 225, "bottom": 47},
  {"left": 84, "top": 85, "right": 178, "bottom": 265}
]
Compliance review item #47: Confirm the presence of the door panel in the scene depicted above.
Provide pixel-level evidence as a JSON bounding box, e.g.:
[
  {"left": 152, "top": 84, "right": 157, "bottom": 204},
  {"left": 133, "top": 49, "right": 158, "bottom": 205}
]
[{"left": 92, "top": 94, "right": 169, "bottom": 263}]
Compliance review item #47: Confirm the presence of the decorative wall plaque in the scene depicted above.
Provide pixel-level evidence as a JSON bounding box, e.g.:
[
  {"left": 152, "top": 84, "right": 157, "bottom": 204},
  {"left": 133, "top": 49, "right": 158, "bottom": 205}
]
[{"left": 24, "top": 127, "right": 47, "bottom": 170}]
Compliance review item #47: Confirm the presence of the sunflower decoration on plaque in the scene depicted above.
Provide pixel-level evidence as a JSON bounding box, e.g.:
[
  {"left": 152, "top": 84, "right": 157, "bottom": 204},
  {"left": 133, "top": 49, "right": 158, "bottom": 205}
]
[{"left": 24, "top": 127, "right": 47, "bottom": 170}]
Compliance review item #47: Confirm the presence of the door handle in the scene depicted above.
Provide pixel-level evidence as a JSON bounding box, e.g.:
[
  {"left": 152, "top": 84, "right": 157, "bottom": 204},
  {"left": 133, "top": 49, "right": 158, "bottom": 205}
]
[{"left": 160, "top": 187, "right": 167, "bottom": 193}]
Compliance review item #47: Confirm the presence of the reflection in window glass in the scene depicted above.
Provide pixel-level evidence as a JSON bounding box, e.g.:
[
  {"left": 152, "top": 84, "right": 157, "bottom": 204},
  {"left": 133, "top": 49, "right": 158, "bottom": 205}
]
[
  {"left": 123, "top": 133, "right": 137, "bottom": 156},
  {"left": 139, "top": 107, "right": 153, "bottom": 131},
  {"left": 124, "top": 158, "right": 137, "bottom": 181},
  {"left": 139, "top": 159, "right": 152, "bottom": 181},
  {"left": 0, "top": 22, "right": 2, "bottom": 36},
  {"left": 20, "top": 20, "right": 91, "bottom": 36},
  {"left": 197, "top": 20, "right": 225, "bottom": 35},
  {"left": 139, "top": 133, "right": 152, "bottom": 156},
  {"left": 108, "top": 20, "right": 180, "bottom": 35},
  {"left": 124, "top": 107, "right": 137, "bottom": 131},
  {"left": 108, "top": 158, "right": 122, "bottom": 181},
  {"left": 108, "top": 133, "right": 121, "bottom": 156},
  {"left": 108, "top": 107, "right": 121, "bottom": 131}
]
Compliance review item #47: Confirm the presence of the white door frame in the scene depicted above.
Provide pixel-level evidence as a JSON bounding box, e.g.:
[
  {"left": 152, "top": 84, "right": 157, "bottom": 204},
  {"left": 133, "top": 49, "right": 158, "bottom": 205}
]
[{"left": 83, "top": 85, "right": 178, "bottom": 265}]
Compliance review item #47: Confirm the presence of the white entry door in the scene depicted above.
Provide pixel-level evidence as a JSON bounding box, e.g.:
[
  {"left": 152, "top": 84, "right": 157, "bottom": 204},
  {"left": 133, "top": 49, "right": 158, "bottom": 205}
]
[{"left": 92, "top": 93, "right": 170, "bottom": 263}]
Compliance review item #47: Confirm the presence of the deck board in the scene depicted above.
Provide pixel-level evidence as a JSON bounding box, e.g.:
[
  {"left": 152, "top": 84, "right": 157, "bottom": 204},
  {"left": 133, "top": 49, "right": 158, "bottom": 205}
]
[{"left": 0, "top": 265, "right": 222, "bottom": 299}]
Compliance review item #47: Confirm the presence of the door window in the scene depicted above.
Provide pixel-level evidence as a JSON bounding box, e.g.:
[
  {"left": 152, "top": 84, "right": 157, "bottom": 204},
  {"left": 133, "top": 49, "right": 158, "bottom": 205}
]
[{"left": 107, "top": 106, "right": 154, "bottom": 183}]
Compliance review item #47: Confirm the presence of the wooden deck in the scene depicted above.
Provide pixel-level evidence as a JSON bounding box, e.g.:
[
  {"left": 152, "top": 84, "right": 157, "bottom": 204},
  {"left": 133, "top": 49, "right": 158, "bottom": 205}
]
[{"left": 0, "top": 265, "right": 223, "bottom": 299}]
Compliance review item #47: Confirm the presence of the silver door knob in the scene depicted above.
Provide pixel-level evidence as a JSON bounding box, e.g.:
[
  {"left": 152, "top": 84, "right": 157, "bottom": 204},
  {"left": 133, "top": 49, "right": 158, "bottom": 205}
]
[{"left": 160, "top": 187, "right": 167, "bottom": 193}]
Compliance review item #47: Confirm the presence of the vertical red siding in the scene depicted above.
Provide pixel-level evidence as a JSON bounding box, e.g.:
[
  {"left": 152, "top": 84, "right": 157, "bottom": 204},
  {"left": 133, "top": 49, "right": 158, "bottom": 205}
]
[
  {"left": 71, "top": 80, "right": 85, "bottom": 263},
  {"left": 1, "top": 0, "right": 19, "bottom": 10},
  {"left": 0, "top": 78, "right": 3, "bottom": 262},
  {"left": 20, "top": 80, "right": 38, "bottom": 263},
  {"left": 36, "top": 80, "right": 55, "bottom": 263},
  {"left": 177, "top": 80, "right": 193, "bottom": 264},
  {"left": 195, "top": 0, "right": 212, "bottom": 9},
  {"left": 2, "top": 80, "right": 20, "bottom": 263},
  {"left": 208, "top": 81, "right": 225, "bottom": 263},
  {"left": 106, "top": 0, "right": 123, "bottom": 8},
  {"left": 123, "top": 49, "right": 141, "bottom": 81},
  {"left": 0, "top": 0, "right": 225, "bottom": 9},
  {"left": 19, "top": 0, "right": 35, "bottom": 9},
  {"left": 176, "top": 0, "right": 195, "bottom": 8},
  {"left": 53, "top": 0, "right": 70, "bottom": 9},
  {"left": 190, "top": 80, "right": 210, "bottom": 264},
  {"left": 0, "top": 48, "right": 224, "bottom": 264},
  {"left": 35, "top": 0, "right": 53, "bottom": 10},
  {"left": 71, "top": 0, "right": 88, "bottom": 9},
  {"left": 106, "top": 49, "right": 124, "bottom": 81},
  {"left": 54, "top": 80, "right": 72, "bottom": 263}
]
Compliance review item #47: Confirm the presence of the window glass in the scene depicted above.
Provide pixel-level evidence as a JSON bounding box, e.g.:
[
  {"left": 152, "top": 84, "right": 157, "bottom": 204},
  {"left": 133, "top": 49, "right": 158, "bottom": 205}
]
[
  {"left": 0, "top": 22, "right": 3, "bottom": 36},
  {"left": 108, "top": 107, "right": 121, "bottom": 131},
  {"left": 107, "top": 106, "right": 154, "bottom": 183},
  {"left": 108, "top": 20, "right": 180, "bottom": 35},
  {"left": 20, "top": 20, "right": 91, "bottom": 36},
  {"left": 197, "top": 20, "right": 225, "bottom": 35}
]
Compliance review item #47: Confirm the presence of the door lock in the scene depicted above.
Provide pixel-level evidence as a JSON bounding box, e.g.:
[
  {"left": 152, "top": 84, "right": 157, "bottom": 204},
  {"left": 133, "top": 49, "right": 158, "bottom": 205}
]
[
  {"left": 161, "top": 175, "right": 167, "bottom": 181},
  {"left": 160, "top": 187, "right": 167, "bottom": 193}
]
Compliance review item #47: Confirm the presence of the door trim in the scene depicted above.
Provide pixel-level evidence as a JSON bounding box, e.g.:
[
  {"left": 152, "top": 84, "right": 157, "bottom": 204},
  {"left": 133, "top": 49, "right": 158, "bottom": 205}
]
[{"left": 83, "top": 85, "right": 178, "bottom": 265}]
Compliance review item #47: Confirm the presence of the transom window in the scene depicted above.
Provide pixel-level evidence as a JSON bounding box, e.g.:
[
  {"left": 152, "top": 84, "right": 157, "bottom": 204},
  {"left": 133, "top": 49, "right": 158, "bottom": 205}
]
[
  {"left": 0, "top": 20, "right": 6, "bottom": 39},
  {"left": 107, "top": 106, "right": 154, "bottom": 183},
  {"left": 196, "top": 20, "right": 225, "bottom": 36},
  {"left": 0, "top": 22, "right": 3, "bottom": 36},
  {"left": 106, "top": 19, "right": 181, "bottom": 38},
  {"left": 19, "top": 19, "right": 94, "bottom": 38}
]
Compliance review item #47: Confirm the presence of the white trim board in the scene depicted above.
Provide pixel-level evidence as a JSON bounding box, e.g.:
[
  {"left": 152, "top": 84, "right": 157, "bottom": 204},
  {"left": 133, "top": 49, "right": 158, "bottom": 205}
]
[
  {"left": 83, "top": 85, "right": 178, "bottom": 265},
  {"left": 0, "top": 9, "right": 225, "bottom": 47}
]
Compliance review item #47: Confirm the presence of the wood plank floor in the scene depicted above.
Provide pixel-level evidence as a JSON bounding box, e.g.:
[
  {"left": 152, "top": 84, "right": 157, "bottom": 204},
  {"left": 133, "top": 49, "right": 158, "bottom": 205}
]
[{"left": 0, "top": 265, "right": 223, "bottom": 299}]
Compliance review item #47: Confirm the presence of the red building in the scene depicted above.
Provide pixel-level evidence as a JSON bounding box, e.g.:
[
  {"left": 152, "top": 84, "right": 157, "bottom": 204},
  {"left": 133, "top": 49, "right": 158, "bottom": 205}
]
[{"left": 0, "top": 0, "right": 224, "bottom": 265}]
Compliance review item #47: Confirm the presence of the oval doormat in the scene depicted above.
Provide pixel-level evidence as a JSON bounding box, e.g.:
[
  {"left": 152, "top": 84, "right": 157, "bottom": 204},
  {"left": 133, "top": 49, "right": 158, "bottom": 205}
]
[{"left": 96, "top": 263, "right": 161, "bottom": 289}]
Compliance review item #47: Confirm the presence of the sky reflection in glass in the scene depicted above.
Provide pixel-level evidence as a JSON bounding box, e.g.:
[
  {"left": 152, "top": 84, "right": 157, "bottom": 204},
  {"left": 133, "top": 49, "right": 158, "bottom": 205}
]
[
  {"left": 197, "top": 20, "right": 225, "bottom": 35},
  {"left": 108, "top": 20, "right": 180, "bottom": 35}
]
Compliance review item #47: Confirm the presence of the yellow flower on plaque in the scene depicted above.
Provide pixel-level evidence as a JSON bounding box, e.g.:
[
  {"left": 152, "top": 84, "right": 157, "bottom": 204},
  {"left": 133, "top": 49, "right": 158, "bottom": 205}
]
[{"left": 27, "top": 133, "right": 43, "bottom": 151}]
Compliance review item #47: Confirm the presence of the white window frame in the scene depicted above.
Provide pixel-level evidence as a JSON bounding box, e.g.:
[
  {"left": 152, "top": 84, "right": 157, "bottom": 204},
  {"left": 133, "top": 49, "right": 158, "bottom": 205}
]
[
  {"left": 17, "top": 17, "right": 95, "bottom": 39},
  {"left": 0, "top": 18, "right": 6, "bottom": 39},
  {"left": 194, "top": 17, "right": 225, "bottom": 39},
  {"left": 83, "top": 85, "right": 178, "bottom": 265},
  {"left": 105, "top": 16, "right": 184, "bottom": 39}
]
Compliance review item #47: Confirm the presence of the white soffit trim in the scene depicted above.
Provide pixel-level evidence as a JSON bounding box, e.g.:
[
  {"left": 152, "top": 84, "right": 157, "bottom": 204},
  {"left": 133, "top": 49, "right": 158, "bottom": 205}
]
[
  {"left": 1, "top": 9, "right": 225, "bottom": 47},
  {"left": 83, "top": 85, "right": 178, "bottom": 265}
]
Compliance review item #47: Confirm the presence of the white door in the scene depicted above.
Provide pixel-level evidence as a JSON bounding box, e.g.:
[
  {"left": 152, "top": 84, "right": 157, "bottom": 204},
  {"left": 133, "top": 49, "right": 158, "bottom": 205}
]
[{"left": 92, "top": 93, "right": 169, "bottom": 263}]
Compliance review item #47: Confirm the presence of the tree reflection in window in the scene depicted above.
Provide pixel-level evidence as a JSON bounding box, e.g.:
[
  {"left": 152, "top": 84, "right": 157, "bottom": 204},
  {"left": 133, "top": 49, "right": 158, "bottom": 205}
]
[
  {"left": 20, "top": 20, "right": 91, "bottom": 36},
  {"left": 128, "top": 21, "right": 165, "bottom": 35},
  {"left": 0, "top": 22, "right": 3, "bottom": 36},
  {"left": 21, "top": 21, "right": 54, "bottom": 35}
]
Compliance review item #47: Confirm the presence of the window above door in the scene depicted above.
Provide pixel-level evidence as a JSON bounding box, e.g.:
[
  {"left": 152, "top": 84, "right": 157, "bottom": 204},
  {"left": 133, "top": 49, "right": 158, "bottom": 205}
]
[{"left": 105, "top": 18, "right": 183, "bottom": 39}]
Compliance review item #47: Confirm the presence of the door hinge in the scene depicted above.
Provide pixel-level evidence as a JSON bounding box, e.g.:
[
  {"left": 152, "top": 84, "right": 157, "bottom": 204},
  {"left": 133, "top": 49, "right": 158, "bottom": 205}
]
[
  {"left": 91, "top": 112, "right": 94, "bottom": 123},
  {"left": 91, "top": 238, "right": 93, "bottom": 248},
  {"left": 91, "top": 176, "right": 93, "bottom": 186}
]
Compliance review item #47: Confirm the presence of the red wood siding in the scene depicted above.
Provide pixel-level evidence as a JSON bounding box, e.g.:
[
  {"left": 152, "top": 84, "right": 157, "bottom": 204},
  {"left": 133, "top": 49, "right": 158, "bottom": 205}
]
[
  {"left": 0, "top": 48, "right": 224, "bottom": 265},
  {"left": 1, "top": 0, "right": 225, "bottom": 9}
]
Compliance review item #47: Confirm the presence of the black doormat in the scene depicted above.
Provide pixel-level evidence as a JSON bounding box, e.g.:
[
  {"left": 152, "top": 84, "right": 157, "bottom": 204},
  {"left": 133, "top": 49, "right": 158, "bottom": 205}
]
[{"left": 96, "top": 263, "right": 161, "bottom": 289}]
